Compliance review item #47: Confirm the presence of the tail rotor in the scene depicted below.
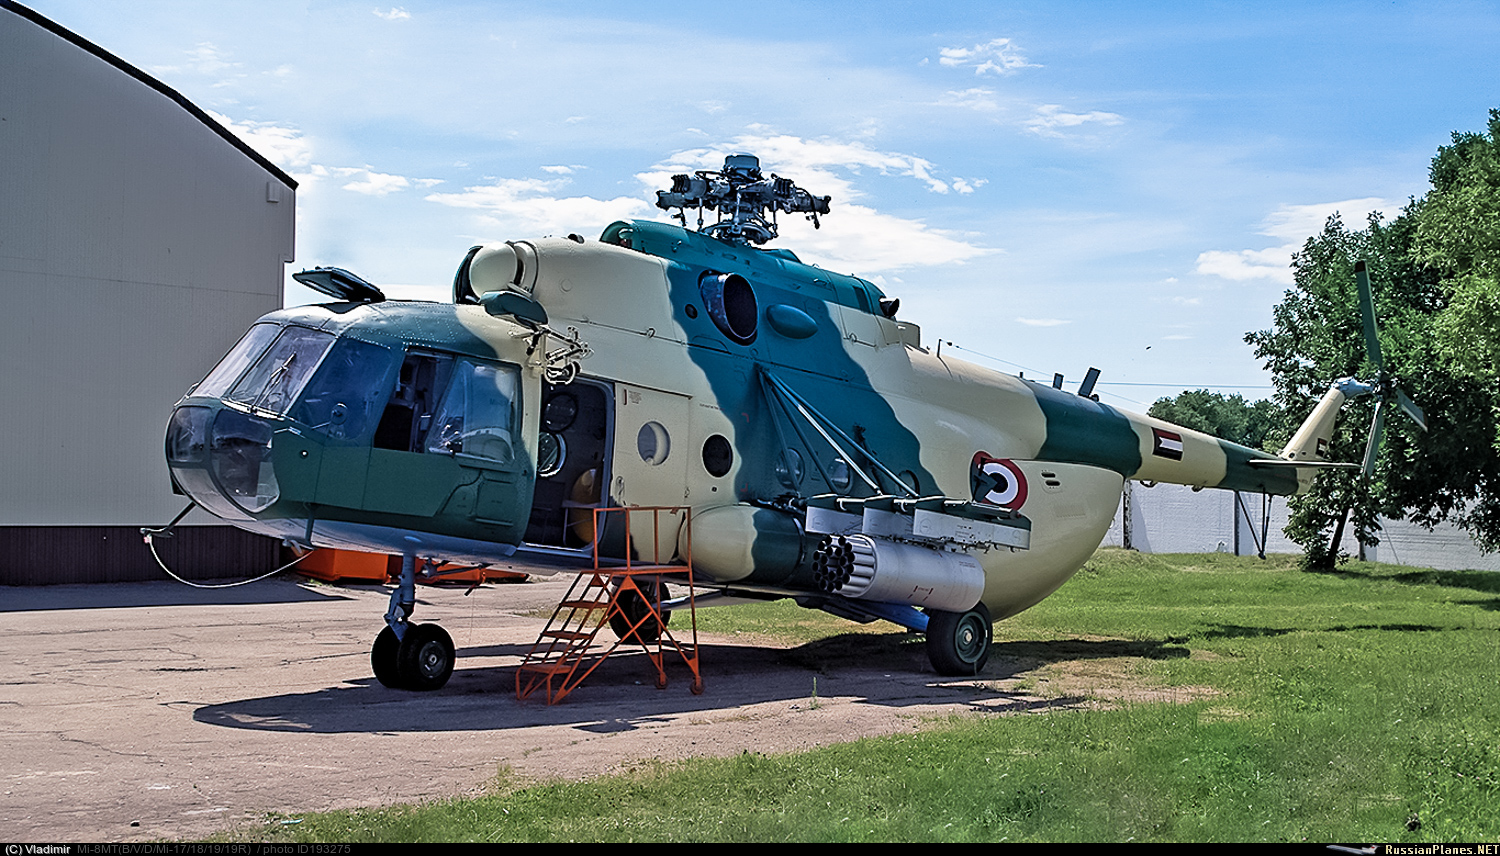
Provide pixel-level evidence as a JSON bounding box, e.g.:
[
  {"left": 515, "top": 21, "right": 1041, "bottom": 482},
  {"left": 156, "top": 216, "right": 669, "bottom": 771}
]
[{"left": 1353, "top": 260, "right": 1426, "bottom": 477}]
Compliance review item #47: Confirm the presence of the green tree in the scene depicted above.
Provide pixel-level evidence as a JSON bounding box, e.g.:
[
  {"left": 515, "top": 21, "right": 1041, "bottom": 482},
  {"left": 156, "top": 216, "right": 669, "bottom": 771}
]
[
  {"left": 1246, "top": 110, "right": 1500, "bottom": 565},
  {"left": 1406, "top": 109, "right": 1500, "bottom": 544},
  {"left": 1247, "top": 214, "right": 1397, "bottom": 567},
  {"left": 1418, "top": 110, "right": 1500, "bottom": 390},
  {"left": 1148, "top": 390, "right": 1276, "bottom": 450}
]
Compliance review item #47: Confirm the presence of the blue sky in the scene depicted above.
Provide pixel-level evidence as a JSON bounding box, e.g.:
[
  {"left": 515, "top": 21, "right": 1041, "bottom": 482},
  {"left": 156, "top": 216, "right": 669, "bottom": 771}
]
[{"left": 25, "top": 0, "right": 1500, "bottom": 408}]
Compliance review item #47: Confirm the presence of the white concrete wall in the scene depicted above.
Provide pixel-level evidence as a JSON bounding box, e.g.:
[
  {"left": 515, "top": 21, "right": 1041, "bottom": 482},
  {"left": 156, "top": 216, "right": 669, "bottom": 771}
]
[
  {"left": 0, "top": 6, "right": 293, "bottom": 526},
  {"left": 1102, "top": 481, "right": 1500, "bottom": 571}
]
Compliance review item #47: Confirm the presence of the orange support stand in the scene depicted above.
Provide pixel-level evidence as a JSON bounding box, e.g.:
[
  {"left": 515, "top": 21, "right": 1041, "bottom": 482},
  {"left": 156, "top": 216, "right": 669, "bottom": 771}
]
[
  {"left": 295, "top": 548, "right": 528, "bottom": 586},
  {"left": 516, "top": 506, "right": 701, "bottom": 704},
  {"left": 293, "top": 548, "right": 390, "bottom": 583}
]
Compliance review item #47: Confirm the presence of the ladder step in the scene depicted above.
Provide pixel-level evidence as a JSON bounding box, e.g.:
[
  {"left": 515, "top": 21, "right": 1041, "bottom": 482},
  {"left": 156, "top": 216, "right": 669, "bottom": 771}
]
[
  {"left": 540, "top": 629, "right": 595, "bottom": 641},
  {"left": 518, "top": 662, "right": 584, "bottom": 676},
  {"left": 558, "top": 600, "right": 608, "bottom": 610}
]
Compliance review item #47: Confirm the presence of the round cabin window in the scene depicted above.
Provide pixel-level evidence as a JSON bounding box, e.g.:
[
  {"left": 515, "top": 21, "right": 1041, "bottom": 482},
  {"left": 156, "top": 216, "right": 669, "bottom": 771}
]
[
  {"left": 637, "top": 421, "right": 671, "bottom": 466},
  {"left": 702, "top": 434, "right": 733, "bottom": 477}
]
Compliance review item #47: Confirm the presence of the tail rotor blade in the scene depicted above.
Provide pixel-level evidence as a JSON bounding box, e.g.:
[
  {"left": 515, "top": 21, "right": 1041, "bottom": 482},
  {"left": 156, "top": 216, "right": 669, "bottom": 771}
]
[
  {"left": 1355, "top": 260, "right": 1383, "bottom": 372},
  {"left": 1362, "top": 398, "right": 1386, "bottom": 478},
  {"left": 1395, "top": 387, "right": 1427, "bottom": 432}
]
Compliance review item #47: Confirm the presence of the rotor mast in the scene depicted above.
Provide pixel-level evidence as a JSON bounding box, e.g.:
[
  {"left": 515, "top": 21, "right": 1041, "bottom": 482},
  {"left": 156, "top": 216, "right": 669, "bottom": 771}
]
[{"left": 654, "top": 153, "right": 832, "bottom": 246}]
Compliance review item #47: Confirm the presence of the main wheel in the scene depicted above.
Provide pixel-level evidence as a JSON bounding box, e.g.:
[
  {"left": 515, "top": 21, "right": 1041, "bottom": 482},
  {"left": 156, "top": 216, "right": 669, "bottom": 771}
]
[
  {"left": 397, "top": 623, "right": 455, "bottom": 691},
  {"left": 372, "top": 626, "right": 403, "bottom": 689},
  {"left": 608, "top": 577, "right": 671, "bottom": 645},
  {"left": 926, "top": 602, "right": 993, "bottom": 676}
]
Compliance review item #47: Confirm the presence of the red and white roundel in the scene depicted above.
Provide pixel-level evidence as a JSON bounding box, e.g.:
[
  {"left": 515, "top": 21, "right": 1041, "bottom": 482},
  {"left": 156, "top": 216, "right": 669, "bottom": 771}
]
[{"left": 971, "top": 452, "right": 1028, "bottom": 509}]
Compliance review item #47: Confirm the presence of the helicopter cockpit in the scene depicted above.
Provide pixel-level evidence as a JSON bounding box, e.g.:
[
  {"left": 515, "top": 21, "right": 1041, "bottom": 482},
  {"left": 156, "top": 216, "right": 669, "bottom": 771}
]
[{"left": 164, "top": 301, "right": 544, "bottom": 565}]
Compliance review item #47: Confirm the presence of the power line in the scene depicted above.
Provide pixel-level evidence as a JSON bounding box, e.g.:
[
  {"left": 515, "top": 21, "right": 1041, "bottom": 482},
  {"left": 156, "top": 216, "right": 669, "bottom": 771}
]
[
  {"left": 1100, "top": 381, "right": 1274, "bottom": 389},
  {"left": 944, "top": 342, "right": 1274, "bottom": 394}
]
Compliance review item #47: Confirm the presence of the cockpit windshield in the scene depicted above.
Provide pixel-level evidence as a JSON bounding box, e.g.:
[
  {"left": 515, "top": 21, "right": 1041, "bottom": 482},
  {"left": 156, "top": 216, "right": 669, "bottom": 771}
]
[
  {"left": 224, "top": 327, "right": 335, "bottom": 415},
  {"left": 193, "top": 323, "right": 280, "bottom": 400}
]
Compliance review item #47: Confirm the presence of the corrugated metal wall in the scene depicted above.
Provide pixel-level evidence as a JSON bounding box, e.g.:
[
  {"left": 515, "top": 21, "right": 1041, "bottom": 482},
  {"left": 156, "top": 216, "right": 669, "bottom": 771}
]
[
  {"left": 0, "top": 526, "right": 281, "bottom": 585},
  {"left": 1103, "top": 482, "right": 1500, "bottom": 572},
  {"left": 1, "top": 5, "right": 293, "bottom": 583}
]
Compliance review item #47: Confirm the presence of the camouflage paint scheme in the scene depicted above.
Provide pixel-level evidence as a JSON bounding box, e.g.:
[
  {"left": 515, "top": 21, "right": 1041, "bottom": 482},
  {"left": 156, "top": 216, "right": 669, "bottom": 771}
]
[{"left": 166, "top": 217, "right": 1307, "bottom": 626}]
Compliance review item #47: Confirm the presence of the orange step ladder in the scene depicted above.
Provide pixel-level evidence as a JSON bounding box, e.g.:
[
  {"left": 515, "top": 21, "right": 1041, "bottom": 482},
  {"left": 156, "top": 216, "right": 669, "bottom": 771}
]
[{"left": 516, "top": 506, "right": 701, "bottom": 704}]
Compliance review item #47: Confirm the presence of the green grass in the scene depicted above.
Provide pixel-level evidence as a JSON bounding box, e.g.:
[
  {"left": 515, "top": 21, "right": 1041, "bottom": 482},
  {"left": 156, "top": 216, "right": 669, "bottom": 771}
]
[{"left": 229, "top": 549, "right": 1500, "bottom": 842}]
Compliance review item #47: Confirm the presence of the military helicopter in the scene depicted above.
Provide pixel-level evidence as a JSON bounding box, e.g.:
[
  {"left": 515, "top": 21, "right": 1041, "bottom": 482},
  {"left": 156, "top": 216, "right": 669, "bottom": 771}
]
[{"left": 162, "top": 153, "right": 1422, "bottom": 690}]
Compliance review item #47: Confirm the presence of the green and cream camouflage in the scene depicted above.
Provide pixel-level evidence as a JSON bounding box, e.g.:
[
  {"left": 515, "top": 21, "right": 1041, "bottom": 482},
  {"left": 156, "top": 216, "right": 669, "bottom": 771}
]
[{"left": 164, "top": 154, "right": 1417, "bottom": 686}]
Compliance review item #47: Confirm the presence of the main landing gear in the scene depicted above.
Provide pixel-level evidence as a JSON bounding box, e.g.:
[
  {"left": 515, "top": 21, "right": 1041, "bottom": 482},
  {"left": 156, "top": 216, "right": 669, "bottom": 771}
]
[
  {"left": 608, "top": 577, "right": 671, "bottom": 646},
  {"left": 925, "top": 601, "right": 993, "bottom": 676},
  {"left": 371, "top": 555, "right": 456, "bottom": 691}
]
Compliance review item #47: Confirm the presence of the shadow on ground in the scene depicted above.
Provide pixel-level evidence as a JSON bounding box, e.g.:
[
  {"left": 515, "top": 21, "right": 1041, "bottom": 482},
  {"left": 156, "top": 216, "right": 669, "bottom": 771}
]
[
  {"left": 0, "top": 577, "right": 355, "bottom": 611},
  {"left": 192, "top": 633, "right": 1192, "bottom": 734}
]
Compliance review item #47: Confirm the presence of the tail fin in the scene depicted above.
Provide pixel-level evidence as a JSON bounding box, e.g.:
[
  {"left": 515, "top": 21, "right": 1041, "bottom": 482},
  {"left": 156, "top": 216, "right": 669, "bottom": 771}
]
[
  {"left": 1279, "top": 378, "right": 1373, "bottom": 464},
  {"left": 1250, "top": 261, "right": 1426, "bottom": 489}
]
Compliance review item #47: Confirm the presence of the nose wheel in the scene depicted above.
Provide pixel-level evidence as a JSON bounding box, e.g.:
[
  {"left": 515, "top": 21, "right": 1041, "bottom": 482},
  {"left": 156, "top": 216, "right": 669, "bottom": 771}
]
[
  {"left": 371, "top": 554, "right": 457, "bottom": 691},
  {"left": 372, "top": 626, "right": 401, "bottom": 688},
  {"left": 372, "top": 623, "right": 455, "bottom": 691}
]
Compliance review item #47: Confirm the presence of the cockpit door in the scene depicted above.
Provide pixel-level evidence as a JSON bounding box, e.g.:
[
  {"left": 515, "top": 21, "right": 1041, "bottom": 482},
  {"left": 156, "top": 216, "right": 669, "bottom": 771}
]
[{"left": 356, "top": 350, "right": 537, "bottom": 546}]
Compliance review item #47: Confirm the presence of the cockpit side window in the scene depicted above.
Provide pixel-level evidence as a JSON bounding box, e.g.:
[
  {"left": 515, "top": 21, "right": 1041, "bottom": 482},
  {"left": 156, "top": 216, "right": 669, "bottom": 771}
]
[
  {"left": 193, "top": 323, "right": 281, "bottom": 400},
  {"left": 290, "top": 337, "right": 396, "bottom": 441},
  {"left": 225, "top": 327, "right": 336, "bottom": 415},
  {"left": 373, "top": 352, "right": 453, "bottom": 453},
  {"left": 427, "top": 360, "right": 521, "bottom": 464}
]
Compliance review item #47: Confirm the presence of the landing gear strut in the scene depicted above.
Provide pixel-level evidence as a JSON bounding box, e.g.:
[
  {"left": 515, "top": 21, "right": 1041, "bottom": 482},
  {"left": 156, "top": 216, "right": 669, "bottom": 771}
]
[
  {"left": 371, "top": 554, "right": 456, "bottom": 691},
  {"left": 925, "top": 602, "right": 993, "bottom": 676}
]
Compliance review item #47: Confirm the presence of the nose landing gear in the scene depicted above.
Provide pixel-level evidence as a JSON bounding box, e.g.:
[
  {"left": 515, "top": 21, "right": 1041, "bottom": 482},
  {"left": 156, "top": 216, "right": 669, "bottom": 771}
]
[{"left": 371, "top": 554, "right": 457, "bottom": 691}]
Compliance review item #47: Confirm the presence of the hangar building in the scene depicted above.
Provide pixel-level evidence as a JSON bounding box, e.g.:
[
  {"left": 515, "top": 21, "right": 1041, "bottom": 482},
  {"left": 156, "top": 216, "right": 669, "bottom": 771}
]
[{"left": 1, "top": 1, "right": 292, "bottom": 583}]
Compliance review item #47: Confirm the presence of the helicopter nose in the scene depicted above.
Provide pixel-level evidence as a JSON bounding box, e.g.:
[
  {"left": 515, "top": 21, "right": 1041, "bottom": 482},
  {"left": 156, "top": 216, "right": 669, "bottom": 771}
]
[{"left": 165, "top": 404, "right": 281, "bottom": 520}]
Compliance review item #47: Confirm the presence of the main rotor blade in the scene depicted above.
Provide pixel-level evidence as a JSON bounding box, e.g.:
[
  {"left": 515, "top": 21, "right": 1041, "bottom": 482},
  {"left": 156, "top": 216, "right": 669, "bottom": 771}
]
[
  {"left": 1395, "top": 387, "right": 1428, "bottom": 432},
  {"left": 1355, "top": 260, "right": 1383, "bottom": 372},
  {"left": 1362, "top": 398, "right": 1386, "bottom": 479}
]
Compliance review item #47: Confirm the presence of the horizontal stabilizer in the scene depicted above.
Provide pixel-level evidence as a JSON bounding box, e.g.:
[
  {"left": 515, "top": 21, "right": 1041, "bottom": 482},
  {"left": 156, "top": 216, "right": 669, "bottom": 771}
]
[{"left": 1246, "top": 458, "right": 1362, "bottom": 470}]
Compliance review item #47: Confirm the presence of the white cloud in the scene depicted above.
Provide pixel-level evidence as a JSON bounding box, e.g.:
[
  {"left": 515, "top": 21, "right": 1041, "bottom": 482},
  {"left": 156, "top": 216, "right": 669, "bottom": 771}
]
[
  {"left": 206, "top": 111, "right": 314, "bottom": 173},
  {"left": 333, "top": 168, "right": 412, "bottom": 196},
  {"left": 425, "top": 177, "right": 651, "bottom": 236},
  {"left": 1195, "top": 247, "right": 1296, "bottom": 283},
  {"left": 938, "top": 88, "right": 1001, "bottom": 112},
  {"left": 1259, "top": 198, "right": 1390, "bottom": 242},
  {"left": 1016, "top": 317, "right": 1071, "bottom": 327},
  {"left": 151, "top": 42, "right": 239, "bottom": 77},
  {"left": 938, "top": 38, "right": 1037, "bottom": 75},
  {"left": 540, "top": 165, "right": 575, "bottom": 174},
  {"left": 774, "top": 203, "right": 992, "bottom": 273},
  {"left": 208, "top": 111, "right": 442, "bottom": 198},
  {"left": 373, "top": 7, "right": 411, "bottom": 20},
  {"left": 1195, "top": 197, "right": 1396, "bottom": 284},
  {"left": 1024, "top": 105, "right": 1124, "bottom": 137}
]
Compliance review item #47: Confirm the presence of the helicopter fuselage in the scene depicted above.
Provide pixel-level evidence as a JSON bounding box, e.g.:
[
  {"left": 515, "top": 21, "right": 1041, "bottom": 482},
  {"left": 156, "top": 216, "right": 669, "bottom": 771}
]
[{"left": 165, "top": 218, "right": 1301, "bottom": 626}]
